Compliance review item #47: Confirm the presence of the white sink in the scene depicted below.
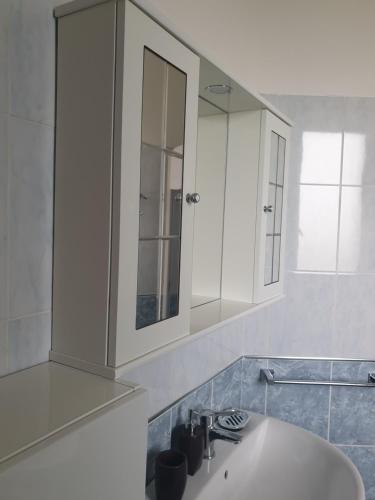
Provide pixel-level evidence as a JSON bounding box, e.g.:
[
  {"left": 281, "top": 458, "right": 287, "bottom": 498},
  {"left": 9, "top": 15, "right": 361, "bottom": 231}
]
[{"left": 147, "top": 413, "right": 365, "bottom": 500}]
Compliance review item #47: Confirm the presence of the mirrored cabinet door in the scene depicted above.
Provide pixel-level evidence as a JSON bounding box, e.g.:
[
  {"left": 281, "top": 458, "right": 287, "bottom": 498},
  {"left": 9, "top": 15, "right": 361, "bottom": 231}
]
[
  {"left": 254, "top": 111, "right": 290, "bottom": 302},
  {"left": 264, "top": 132, "right": 286, "bottom": 286},
  {"left": 110, "top": 1, "right": 199, "bottom": 366},
  {"left": 137, "top": 49, "right": 186, "bottom": 329}
]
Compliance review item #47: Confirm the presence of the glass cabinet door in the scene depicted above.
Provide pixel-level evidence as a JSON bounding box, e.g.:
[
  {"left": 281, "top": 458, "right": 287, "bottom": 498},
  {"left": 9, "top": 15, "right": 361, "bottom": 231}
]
[
  {"left": 254, "top": 110, "right": 290, "bottom": 303},
  {"left": 136, "top": 49, "right": 187, "bottom": 329},
  {"left": 110, "top": 1, "right": 199, "bottom": 367},
  {"left": 264, "top": 132, "right": 286, "bottom": 286}
]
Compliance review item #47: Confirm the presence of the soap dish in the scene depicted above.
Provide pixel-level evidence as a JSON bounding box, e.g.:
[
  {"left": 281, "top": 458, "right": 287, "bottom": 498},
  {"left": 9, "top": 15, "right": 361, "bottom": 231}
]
[{"left": 217, "top": 409, "right": 250, "bottom": 431}]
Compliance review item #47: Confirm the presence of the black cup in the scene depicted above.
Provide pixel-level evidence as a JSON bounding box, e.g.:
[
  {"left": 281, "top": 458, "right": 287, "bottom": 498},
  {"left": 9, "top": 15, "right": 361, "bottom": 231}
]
[{"left": 155, "top": 449, "right": 187, "bottom": 500}]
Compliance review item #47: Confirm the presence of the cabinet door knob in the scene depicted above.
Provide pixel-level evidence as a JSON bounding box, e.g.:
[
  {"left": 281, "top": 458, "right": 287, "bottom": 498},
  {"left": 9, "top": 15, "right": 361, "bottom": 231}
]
[
  {"left": 263, "top": 205, "right": 273, "bottom": 213},
  {"left": 186, "top": 192, "right": 200, "bottom": 204}
]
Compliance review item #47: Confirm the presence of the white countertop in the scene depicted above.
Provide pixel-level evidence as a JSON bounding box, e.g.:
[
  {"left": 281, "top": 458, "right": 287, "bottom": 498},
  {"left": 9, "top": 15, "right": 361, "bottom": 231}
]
[{"left": 0, "top": 362, "right": 136, "bottom": 464}]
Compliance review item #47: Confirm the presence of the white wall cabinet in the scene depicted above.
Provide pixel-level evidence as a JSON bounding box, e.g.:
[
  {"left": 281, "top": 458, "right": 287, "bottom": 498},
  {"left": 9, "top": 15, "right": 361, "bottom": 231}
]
[
  {"left": 52, "top": 0, "right": 199, "bottom": 374},
  {"left": 254, "top": 111, "right": 290, "bottom": 302},
  {"left": 222, "top": 110, "right": 290, "bottom": 305}
]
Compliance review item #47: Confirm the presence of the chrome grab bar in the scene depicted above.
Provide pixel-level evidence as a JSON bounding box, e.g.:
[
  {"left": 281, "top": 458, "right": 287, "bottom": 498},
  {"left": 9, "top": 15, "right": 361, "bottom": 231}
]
[{"left": 260, "top": 368, "right": 375, "bottom": 387}]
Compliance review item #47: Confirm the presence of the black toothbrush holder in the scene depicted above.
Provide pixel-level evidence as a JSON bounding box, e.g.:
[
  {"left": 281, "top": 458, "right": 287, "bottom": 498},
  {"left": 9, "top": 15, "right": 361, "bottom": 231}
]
[{"left": 155, "top": 449, "right": 187, "bottom": 500}]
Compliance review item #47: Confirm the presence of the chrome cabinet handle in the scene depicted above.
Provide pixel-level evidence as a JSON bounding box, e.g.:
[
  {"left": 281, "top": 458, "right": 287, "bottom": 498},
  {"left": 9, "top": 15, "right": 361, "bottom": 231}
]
[
  {"left": 186, "top": 192, "right": 200, "bottom": 204},
  {"left": 263, "top": 205, "right": 273, "bottom": 213}
]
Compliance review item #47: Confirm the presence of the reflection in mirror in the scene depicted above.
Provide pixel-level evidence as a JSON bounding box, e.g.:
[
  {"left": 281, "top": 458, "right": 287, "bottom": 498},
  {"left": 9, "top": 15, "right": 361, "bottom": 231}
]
[
  {"left": 136, "top": 48, "right": 186, "bottom": 329},
  {"left": 264, "top": 132, "right": 285, "bottom": 286},
  {"left": 191, "top": 98, "right": 228, "bottom": 308}
]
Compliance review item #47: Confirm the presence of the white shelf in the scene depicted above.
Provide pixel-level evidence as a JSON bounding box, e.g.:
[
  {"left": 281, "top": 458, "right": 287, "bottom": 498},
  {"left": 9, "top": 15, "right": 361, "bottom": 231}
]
[{"left": 0, "top": 362, "right": 136, "bottom": 465}]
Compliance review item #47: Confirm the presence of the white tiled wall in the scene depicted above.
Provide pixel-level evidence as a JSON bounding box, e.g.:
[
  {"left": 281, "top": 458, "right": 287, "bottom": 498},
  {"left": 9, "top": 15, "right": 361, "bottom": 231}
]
[
  {"left": 0, "top": 0, "right": 60, "bottom": 376},
  {"left": 266, "top": 95, "right": 375, "bottom": 359},
  {"left": 2, "top": 2, "right": 375, "bottom": 420}
]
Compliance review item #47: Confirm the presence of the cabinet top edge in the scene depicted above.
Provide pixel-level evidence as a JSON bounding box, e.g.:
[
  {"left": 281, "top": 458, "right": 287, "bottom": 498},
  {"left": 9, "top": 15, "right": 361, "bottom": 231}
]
[
  {"left": 54, "top": 0, "right": 116, "bottom": 18},
  {"left": 54, "top": 0, "right": 293, "bottom": 127}
]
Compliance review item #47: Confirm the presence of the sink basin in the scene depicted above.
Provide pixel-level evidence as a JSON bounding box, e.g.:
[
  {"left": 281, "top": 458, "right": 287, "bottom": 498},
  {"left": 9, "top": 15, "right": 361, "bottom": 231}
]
[{"left": 146, "top": 413, "right": 365, "bottom": 500}]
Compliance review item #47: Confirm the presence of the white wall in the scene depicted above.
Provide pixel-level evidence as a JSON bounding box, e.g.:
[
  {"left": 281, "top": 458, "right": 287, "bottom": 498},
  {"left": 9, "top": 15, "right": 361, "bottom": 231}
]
[
  {"left": 148, "top": 0, "right": 375, "bottom": 98},
  {"left": 2, "top": 0, "right": 375, "bottom": 410}
]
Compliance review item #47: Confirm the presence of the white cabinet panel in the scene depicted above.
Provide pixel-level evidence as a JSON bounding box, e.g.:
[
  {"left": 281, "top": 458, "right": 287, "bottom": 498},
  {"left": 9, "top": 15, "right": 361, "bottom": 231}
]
[
  {"left": 52, "top": 1, "right": 199, "bottom": 372},
  {"left": 254, "top": 111, "right": 290, "bottom": 302}
]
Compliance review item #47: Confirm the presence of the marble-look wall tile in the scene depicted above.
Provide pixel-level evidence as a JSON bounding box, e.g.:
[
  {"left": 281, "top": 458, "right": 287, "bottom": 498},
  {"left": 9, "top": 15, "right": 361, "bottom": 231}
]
[
  {"left": 146, "top": 411, "right": 172, "bottom": 485},
  {"left": 296, "top": 185, "right": 340, "bottom": 272},
  {"left": 0, "top": 1, "right": 10, "bottom": 114},
  {"left": 338, "top": 187, "right": 375, "bottom": 273},
  {"left": 0, "top": 321, "right": 8, "bottom": 377},
  {"left": 330, "top": 361, "right": 375, "bottom": 445},
  {"left": 212, "top": 359, "right": 242, "bottom": 411},
  {"left": 171, "top": 381, "right": 212, "bottom": 428},
  {"left": 342, "top": 97, "right": 375, "bottom": 187},
  {"left": 8, "top": 0, "right": 60, "bottom": 125},
  {"left": 247, "top": 299, "right": 285, "bottom": 356},
  {"left": 241, "top": 357, "right": 266, "bottom": 413},
  {"left": 334, "top": 275, "right": 375, "bottom": 358},
  {"left": 121, "top": 323, "right": 242, "bottom": 418},
  {"left": 7, "top": 312, "right": 51, "bottom": 373},
  {"left": 8, "top": 118, "right": 53, "bottom": 318},
  {"left": 266, "top": 359, "right": 331, "bottom": 438},
  {"left": 340, "top": 446, "right": 375, "bottom": 500},
  {"left": 271, "top": 272, "right": 335, "bottom": 357},
  {"left": 0, "top": 114, "right": 8, "bottom": 321}
]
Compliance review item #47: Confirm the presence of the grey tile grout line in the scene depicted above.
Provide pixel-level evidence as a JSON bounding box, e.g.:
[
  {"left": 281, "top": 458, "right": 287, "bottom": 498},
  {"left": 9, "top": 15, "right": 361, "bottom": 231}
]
[
  {"left": 331, "top": 132, "right": 345, "bottom": 354},
  {"left": 290, "top": 270, "right": 375, "bottom": 276},
  {"left": 327, "top": 361, "right": 333, "bottom": 441},
  {"left": 7, "top": 310, "right": 51, "bottom": 322},
  {"left": 240, "top": 357, "right": 244, "bottom": 409},
  {"left": 8, "top": 112, "right": 55, "bottom": 130},
  {"left": 264, "top": 358, "right": 269, "bottom": 415},
  {"left": 335, "top": 444, "right": 375, "bottom": 448}
]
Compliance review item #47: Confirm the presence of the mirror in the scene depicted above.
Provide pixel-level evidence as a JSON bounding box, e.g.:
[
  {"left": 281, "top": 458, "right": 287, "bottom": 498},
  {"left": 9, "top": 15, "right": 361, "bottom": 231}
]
[
  {"left": 191, "top": 98, "right": 228, "bottom": 308},
  {"left": 136, "top": 48, "right": 187, "bottom": 329}
]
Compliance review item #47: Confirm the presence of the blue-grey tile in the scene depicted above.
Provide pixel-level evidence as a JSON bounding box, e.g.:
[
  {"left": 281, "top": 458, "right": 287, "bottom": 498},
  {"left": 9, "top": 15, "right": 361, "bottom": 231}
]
[
  {"left": 339, "top": 446, "right": 375, "bottom": 500},
  {"left": 8, "top": 118, "right": 53, "bottom": 318},
  {"left": 266, "top": 360, "right": 331, "bottom": 438},
  {"left": 241, "top": 358, "right": 266, "bottom": 414},
  {"left": 7, "top": 312, "right": 51, "bottom": 373},
  {"left": 212, "top": 360, "right": 242, "bottom": 411},
  {"left": 330, "top": 361, "right": 375, "bottom": 445},
  {"left": 171, "top": 381, "right": 212, "bottom": 429},
  {"left": 268, "top": 358, "right": 331, "bottom": 380},
  {"left": 146, "top": 410, "right": 171, "bottom": 485}
]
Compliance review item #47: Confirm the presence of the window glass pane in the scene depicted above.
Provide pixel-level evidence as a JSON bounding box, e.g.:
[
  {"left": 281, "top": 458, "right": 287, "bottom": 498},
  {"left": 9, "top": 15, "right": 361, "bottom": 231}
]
[
  {"left": 136, "top": 240, "right": 160, "bottom": 329},
  {"left": 274, "top": 186, "right": 283, "bottom": 234},
  {"left": 269, "top": 131, "right": 278, "bottom": 184},
  {"left": 272, "top": 235, "right": 281, "bottom": 283},
  {"left": 166, "top": 64, "right": 186, "bottom": 152},
  {"left": 277, "top": 136, "right": 286, "bottom": 186},
  {"left": 162, "top": 155, "right": 183, "bottom": 236},
  {"left": 141, "top": 49, "right": 166, "bottom": 147},
  {"left": 264, "top": 235, "right": 273, "bottom": 286},
  {"left": 136, "top": 48, "right": 186, "bottom": 330},
  {"left": 266, "top": 183, "right": 276, "bottom": 234},
  {"left": 139, "top": 145, "right": 163, "bottom": 239}
]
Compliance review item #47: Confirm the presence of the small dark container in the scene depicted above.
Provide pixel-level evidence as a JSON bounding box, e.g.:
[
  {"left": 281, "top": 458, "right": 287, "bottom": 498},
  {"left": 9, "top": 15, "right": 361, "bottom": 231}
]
[
  {"left": 179, "top": 425, "right": 204, "bottom": 476},
  {"left": 155, "top": 449, "right": 187, "bottom": 500}
]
